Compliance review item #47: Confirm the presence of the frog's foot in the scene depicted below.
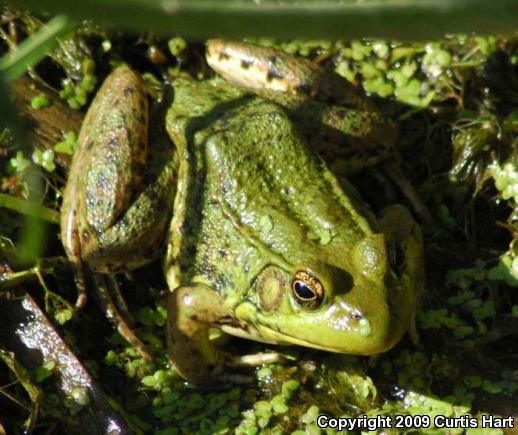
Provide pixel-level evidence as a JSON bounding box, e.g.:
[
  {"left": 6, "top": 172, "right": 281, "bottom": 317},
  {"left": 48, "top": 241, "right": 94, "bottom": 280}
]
[
  {"left": 195, "top": 352, "right": 285, "bottom": 385},
  {"left": 382, "top": 160, "right": 433, "bottom": 224},
  {"left": 92, "top": 272, "right": 153, "bottom": 362}
]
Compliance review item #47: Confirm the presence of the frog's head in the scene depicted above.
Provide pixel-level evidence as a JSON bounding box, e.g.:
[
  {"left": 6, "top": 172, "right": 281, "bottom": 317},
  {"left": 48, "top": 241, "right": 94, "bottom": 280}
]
[
  {"left": 234, "top": 208, "right": 422, "bottom": 355},
  {"left": 182, "top": 92, "right": 422, "bottom": 355}
]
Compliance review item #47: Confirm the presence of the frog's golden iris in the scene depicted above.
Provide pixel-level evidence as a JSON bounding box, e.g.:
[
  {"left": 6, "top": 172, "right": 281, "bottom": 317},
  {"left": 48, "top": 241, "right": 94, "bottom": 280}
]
[{"left": 291, "top": 270, "right": 324, "bottom": 309}]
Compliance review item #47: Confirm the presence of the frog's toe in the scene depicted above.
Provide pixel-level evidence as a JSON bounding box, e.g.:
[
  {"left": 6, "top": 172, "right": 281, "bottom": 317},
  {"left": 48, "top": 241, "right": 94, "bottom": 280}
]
[
  {"left": 115, "top": 318, "right": 154, "bottom": 362},
  {"left": 408, "top": 311, "right": 420, "bottom": 346},
  {"left": 228, "top": 351, "right": 287, "bottom": 368},
  {"left": 93, "top": 273, "right": 154, "bottom": 362},
  {"left": 71, "top": 266, "right": 88, "bottom": 309}
]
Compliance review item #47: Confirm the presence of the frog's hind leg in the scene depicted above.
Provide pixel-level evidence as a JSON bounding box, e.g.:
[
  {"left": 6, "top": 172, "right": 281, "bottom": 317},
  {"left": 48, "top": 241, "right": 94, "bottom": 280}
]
[
  {"left": 382, "top": 159, "right": 432, "bottom": 224},
  {"left": 105, "top": 273, "right": 135, "bottom": 325},
  {"left": 71, "top": 263, "right": 88, "bottom": 309}
]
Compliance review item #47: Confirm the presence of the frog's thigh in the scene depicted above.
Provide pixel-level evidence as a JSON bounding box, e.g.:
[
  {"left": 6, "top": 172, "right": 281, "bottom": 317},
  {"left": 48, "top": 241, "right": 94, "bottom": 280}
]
[
  {"left": 378, "top": 204, "right": 417, "bottom": 240},
  {"left": 77, "top": 68, "right": 176, "bottom": 272},
  {"left": 84, "top": 151, "right": 175, "bottom": 273},
  {"left": 167, "top": 285, "right": 235, "bottom": 383},
  {"left": 378, "top": 204, "right": 424, "bottom": 273},
  {"left": 81, "top": 65, "right": 149, "bottom": 233}
]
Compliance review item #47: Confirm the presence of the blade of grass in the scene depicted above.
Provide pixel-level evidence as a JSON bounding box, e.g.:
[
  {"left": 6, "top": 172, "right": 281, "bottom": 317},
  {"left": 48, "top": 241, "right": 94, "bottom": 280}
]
[
  {"left": 0, "top": 14, "right": 73, "bottom": 83},
  {"left": 0, "top": 194, "right": 60, "bottom": 224}
]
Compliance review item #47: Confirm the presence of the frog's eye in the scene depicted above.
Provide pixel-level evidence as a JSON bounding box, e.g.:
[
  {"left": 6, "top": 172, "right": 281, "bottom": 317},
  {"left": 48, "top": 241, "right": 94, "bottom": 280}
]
[
  {"left": 291, "top": 270, "right": 324, "bottom": 309},
  {"left": 388, "top": 240, "right": 406, "bottom": 275}
]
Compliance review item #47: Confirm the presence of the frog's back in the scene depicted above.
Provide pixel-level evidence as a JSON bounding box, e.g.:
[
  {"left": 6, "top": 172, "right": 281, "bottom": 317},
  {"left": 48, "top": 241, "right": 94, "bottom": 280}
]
[{"left": 165, "top": 77, "right": 375, "bottom": 295}]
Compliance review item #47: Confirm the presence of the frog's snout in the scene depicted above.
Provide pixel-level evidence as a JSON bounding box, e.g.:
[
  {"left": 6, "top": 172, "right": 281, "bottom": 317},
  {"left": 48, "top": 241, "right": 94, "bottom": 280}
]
[
  {"left": 331, "top": 233, "right": 407, "bottom": 354},
  {"left": 323, "top": 293, "right": 397, "bottom": 354}
]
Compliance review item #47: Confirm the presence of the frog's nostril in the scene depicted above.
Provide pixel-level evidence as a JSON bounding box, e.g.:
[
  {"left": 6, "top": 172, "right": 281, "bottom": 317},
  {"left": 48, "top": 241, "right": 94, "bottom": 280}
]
[{"left": 351, "top": 310, "right": 363, "bottom": 320}]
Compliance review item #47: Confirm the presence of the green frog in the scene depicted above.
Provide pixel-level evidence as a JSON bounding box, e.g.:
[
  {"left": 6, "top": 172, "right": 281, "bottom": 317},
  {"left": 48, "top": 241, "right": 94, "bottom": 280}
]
[{"left": 61, "top": 39, "right": 424, "bottom": 385}]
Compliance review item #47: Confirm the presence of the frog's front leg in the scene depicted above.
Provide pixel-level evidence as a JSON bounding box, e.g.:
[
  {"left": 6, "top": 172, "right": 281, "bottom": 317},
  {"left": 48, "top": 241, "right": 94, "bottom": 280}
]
[
  {"left": 167, "top": 285, "right": 236, "bottom": 384},
  {"left": 167, "top": 285, "right": 282, "bottom": 385}
]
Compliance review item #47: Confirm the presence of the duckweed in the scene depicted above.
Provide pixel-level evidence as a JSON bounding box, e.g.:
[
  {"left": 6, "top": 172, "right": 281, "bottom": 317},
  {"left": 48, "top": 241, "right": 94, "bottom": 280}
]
[
  {"left": 10, "top": 150, "right": 31, "bottom": 173},
  {"left": 54, "top": 131, "right": 77, "bottom": 155},
  {"left": 32, "top": 148, "right": 56, "bottom": 172},
  {"left": 70, "top": 386, "right": 90, "bottom": 406},
  {"left": 30, "top": 93, "right": 51, "bottom": 109},
  {"left": 59, "top": 59, "right": 97, "bottom": 109},
  {"left": 281, "top": 379, "right": 300, "bottom": 400},
  {"left": 491, "top": 161, "right": 518, "bottom": 203},
  {"left": 168, "top": 36, "right": 187, "bottom": 57}
]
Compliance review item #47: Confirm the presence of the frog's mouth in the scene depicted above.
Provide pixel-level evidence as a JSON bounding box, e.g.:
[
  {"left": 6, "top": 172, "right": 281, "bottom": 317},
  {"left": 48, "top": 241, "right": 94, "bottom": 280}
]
[
  {"left": 220, "top": 323, "right": 348, "bottom": 351},
  {"left": 220, "top": 311, "right": 407, "bottom": 355}
]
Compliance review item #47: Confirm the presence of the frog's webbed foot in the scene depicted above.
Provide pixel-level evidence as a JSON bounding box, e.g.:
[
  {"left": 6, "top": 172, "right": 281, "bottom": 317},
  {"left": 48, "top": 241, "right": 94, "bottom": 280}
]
[
  {"left": 91, "top": 271, "right": 153, "bottom": 362},
  {"left": 67, "top": 257, "right": 151, "bottom": 360},
  {"left": 168, "top": 284, "right": 278, "bottom": 385}
]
